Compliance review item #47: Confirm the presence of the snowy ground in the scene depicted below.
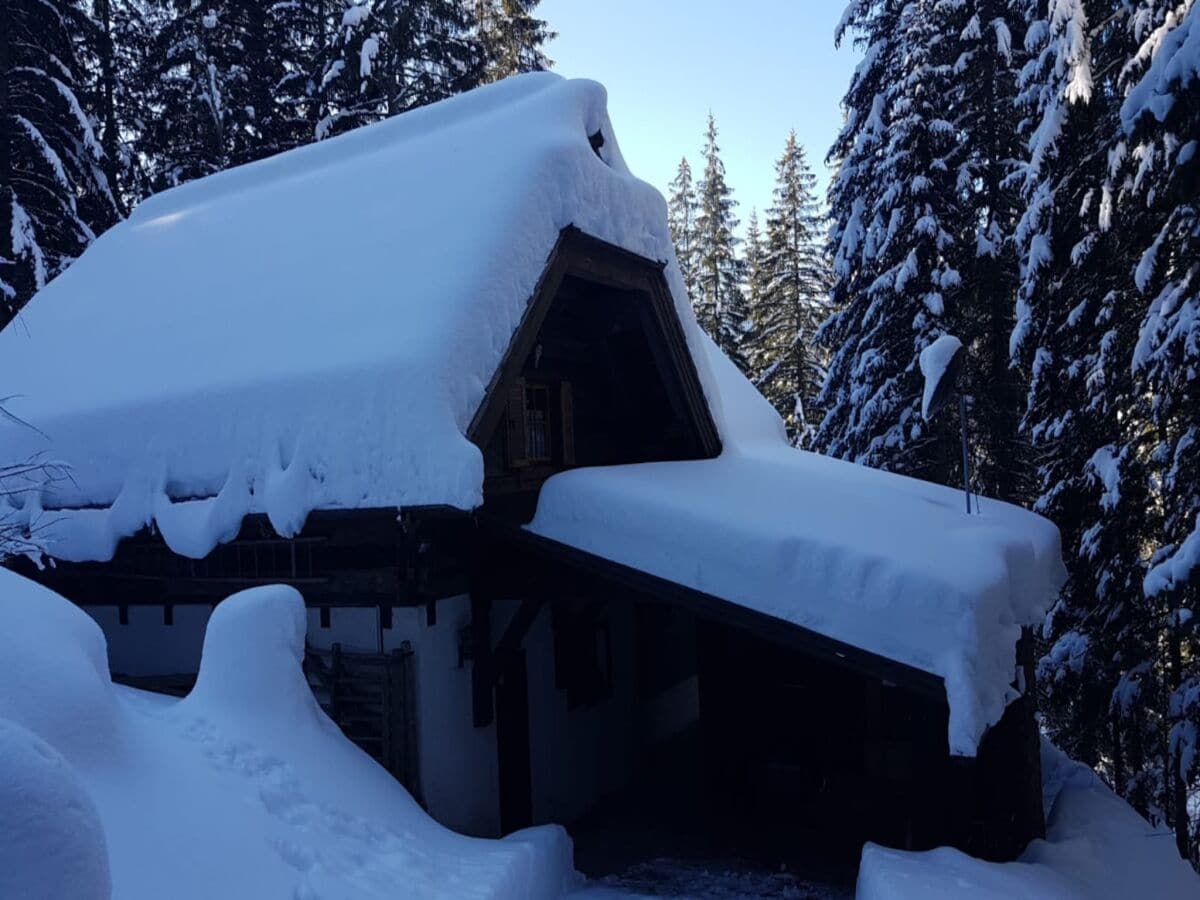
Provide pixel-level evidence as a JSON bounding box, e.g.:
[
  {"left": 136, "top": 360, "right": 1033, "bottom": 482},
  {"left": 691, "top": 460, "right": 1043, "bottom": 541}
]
[
  {"left": 567, "top": 858, "right": 851, "bottom": 899},
  {"left": 0, "top": 571, "right": 575, "bottom": 900},
  {"left": 856, "top": 741, "right": 1200, "bottom": 900},
  {"left": 2, "top": 568, "right": 1197, "bottom": 899}
]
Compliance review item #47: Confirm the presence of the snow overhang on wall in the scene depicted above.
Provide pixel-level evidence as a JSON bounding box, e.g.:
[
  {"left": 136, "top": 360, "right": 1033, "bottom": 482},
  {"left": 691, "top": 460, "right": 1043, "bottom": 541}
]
[
  {"left": 0, "top": 73, "right": 725, "bottom": 562},
  {"left": 529, "top": 336, "right": 1068, "bottom": 757}
]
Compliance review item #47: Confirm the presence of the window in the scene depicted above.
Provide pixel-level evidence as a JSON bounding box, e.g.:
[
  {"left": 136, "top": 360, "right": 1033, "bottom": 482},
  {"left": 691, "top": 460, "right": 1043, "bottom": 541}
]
[
  {"left": 524, "top": 385, "right": 550, "bottom": 462},
  {"left": 504, "top": 379, "right": 574, "bottom": 469}
]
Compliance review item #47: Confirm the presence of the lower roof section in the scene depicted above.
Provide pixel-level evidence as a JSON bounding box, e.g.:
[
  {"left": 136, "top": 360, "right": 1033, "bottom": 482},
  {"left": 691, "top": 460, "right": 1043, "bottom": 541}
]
[
  {"left": 483, "top": 516, "right": 946, "bottom": 703},
  {"left": 526, "top": 443, "right": 1065, "bottom": 759}
]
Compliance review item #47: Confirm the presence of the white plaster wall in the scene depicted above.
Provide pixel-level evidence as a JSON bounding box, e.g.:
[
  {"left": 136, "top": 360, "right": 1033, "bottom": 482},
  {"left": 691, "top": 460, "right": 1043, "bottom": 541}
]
[
  {"left": 304, "top": 606, "right": 382, "bottom": 653},
  {"left": 520, "top": 599, "right": 642, "bottom": 826},
  {"left": 405, "top": 596, "right": 502, "bottom": 837},
  {"left": 301, "top": 600, "right": 502, "bottom": 837},
  {"left": 84, "top": 605, "right": 210, "bottom": 677}
]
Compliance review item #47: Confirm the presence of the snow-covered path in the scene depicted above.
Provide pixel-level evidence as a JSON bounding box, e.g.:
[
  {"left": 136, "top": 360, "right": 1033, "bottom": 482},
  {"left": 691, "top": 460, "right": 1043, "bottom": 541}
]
[{"left": 566, "top": 858, "right": 852, "bottom": 899}]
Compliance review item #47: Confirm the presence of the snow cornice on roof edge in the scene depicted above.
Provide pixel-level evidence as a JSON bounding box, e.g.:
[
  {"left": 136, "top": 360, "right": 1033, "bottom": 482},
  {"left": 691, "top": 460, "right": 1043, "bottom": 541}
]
[{"left": 0, "top": 73, "right": 723, "bottom": 562}]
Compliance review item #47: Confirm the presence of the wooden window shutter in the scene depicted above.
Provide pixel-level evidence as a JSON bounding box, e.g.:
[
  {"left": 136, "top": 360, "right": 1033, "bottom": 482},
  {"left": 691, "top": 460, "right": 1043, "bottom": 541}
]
[
  {"left": 560, "top": 381, "right": 576, "bottom": 466},
  {"left": 505, "top": 379, "right": 529, "bottom": 468}
]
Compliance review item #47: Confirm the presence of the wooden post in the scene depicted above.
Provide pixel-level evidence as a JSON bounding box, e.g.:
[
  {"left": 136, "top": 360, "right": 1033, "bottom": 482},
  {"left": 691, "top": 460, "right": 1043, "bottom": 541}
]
[{"left": 972, "top": 628, "right": 1045, "bottom": 860}]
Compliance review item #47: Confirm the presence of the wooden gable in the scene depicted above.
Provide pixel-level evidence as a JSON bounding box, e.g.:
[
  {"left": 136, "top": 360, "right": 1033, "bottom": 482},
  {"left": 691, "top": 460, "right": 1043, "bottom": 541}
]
[{"left": 469, "top": 227, "right": 721, "bottom": 520}]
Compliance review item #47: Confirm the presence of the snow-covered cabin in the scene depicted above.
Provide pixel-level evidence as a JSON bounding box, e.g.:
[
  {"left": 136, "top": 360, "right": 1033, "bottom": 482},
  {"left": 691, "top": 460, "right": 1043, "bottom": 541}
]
[{"left": 1, "top": 74, "right": 1065, "bottom": 867}]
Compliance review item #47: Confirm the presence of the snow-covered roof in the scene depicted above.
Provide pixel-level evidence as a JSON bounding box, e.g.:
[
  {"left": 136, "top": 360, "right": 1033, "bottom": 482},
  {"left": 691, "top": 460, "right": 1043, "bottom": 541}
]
[
  {"left": 529, "top": 337, "right": 1067, "bottom": 756},
  {"left": 1, "top": 71, "right": 1067, "bottom": 753},
  {"left": 1, "top": 73, "right": 719, "bottom": 560}
]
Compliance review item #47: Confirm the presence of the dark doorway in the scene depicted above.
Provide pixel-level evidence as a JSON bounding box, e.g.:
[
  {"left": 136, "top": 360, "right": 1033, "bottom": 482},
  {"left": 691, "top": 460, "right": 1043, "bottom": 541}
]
[{"left": 496, "top": 650, "right": 534, "bottom": 834}]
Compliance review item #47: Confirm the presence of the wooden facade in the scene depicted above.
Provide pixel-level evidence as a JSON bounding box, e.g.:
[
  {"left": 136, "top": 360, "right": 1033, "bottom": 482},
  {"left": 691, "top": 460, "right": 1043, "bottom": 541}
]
[{"left": 14, "top": 227, "right": 1044, "bottom": 865}]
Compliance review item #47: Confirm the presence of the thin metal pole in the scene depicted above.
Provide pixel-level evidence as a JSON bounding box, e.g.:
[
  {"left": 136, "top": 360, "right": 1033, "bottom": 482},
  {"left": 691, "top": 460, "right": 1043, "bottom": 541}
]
[{"left": 959, "top": 393, "right": 973, "bottom": 514}]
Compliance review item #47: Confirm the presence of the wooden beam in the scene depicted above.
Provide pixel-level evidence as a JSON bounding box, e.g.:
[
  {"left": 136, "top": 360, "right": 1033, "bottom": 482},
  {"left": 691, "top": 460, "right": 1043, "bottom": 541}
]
[
  {"left": 470, "top": 594, "right": 494, "bottom": 728},
  {"left": 479, "top": 516, "right": 947, "bottom": 702},
  {"left": 493, "top": 595, "right": 546, "bottom": 668}
]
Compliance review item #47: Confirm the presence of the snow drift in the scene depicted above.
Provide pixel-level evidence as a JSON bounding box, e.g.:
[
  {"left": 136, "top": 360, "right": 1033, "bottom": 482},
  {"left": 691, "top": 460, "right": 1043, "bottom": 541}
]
[
  {"left": 530, "top": 336, "right": 1067, "bottom": 756},
  {"left": 856, "top": 742, "right": 1200, "bottom": 899},
  {"left": 0, "top": 569, "right": 576, "bottom": 900},
  {"left": 0, "top": 719, "right": 111, "bottom": 900}
]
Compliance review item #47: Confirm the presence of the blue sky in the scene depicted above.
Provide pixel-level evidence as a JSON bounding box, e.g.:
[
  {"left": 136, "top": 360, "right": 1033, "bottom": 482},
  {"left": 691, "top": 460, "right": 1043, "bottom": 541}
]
[{"left": 538, "top": 1, "right": 859, "bottom": 228}]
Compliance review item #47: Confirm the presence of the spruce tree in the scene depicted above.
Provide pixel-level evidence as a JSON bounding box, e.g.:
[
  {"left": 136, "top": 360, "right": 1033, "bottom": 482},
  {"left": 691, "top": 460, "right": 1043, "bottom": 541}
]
[
  {"left": 87, "top": 0, "right": 159, "bottom": 209},
  {"left": 743, "top": 209, "right": 768, "bottom": 322},
  {"left": 947, "top": 0, "right": 1031, "bottom": 502},
  {"left": 1117, "top": 0, "right": 1200, "bottom": 860},
  {"left": 1016, "top": 0, "right": 1200, "bottom": 859},
  {"left": 274, "top": 0, "right": 343, "bottom": 146},
  {"left": 1013, "top": 0, "right": 1131, "bottom": 783},
  {"left": 667, "top": 156, "right": 701, "bottom": 306},
  {"left": 475, "top": 0, "right": 553, "bottom": 82},
  {"left": 317, "top": 0, "right": 483, "bottom": 139},
  {"left": 754, "top": 133, "right": 829, "bottom": 446},
  {"left": 1, "top": 0, "right": 119, "bottom": 324},
  {"left": 146, "top": 0, "right": 295, "bottom": 187},
  {"left": 695, "top": 113, "right": 749, "bottom": 370},
  {"left": 819, "top": 0, "right": 964, "bottom": 481}
]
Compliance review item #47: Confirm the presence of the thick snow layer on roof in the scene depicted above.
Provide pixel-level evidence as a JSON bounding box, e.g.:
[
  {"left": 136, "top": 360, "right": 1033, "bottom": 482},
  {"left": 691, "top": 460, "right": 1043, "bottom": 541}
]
[
  {"left": 0, "top": 570, "right": 577, "bottom": 899},
  {"left": 856, "top": 741, "right": 1200, "bottom": 899},
  {"left": 0, "top": 73, "right": 719, "bottom": 562},
  {"left": 529, "top": 337, "right": 1067, "bottom": 756}
]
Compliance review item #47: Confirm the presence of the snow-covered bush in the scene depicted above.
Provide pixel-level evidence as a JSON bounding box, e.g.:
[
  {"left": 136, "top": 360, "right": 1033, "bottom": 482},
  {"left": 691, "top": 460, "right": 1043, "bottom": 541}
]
[
  {"left": 0, "top": 404, "right": 69, "bottom": 562},
  {"left": 0, "top": 719, "right": 111, "bottom": 900}
]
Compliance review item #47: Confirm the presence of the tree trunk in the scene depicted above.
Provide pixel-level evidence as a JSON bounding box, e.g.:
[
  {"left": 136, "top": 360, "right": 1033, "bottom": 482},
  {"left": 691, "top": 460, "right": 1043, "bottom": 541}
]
[
  {"left": 94, "top": 0, "right": 125, "bottom": 215},
  {"left": 1168, "top": 628, "right": 1191, "bottom": 860},
  {"left": 0, "top": 0, "right": 19, "bottom": 322}
]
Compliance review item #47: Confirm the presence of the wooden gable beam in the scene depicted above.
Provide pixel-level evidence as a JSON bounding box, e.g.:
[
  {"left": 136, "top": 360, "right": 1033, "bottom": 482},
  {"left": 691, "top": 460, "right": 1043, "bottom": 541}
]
[{"left": 466, "top": 225, "right": 721, "bottom": 460}]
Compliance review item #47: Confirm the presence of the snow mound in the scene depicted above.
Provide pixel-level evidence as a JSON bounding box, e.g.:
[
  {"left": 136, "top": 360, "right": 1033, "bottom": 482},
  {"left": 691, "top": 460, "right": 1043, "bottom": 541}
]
[
  {"left": 186, "top": 585, "right": 313, "bottom": 722},
  {"left": 0, "top": 572, "right": 577, "bottom": 900},
  {"left": 856, "top": 742, "right": 1200, "bottom": 899},
  {"left": 0, "top": 718, "right": 111, "bottom": 900},
  {"left": 0, "top": 72, "right": 720, "bottom": 565},
  {"left": 918, "top": 334, "right": 963, "bottom": 421},
  {"left": 0, "top": 567, "right": 121, "bottom": 765},
  {"left": 530, "top": 336, "right": 1067, "bottom": 755}
]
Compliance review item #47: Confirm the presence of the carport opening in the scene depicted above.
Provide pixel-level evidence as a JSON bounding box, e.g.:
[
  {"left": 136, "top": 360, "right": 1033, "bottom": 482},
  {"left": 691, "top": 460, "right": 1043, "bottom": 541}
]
[{"left": 508, "top": 591, "right": 963, "bottom": 885}]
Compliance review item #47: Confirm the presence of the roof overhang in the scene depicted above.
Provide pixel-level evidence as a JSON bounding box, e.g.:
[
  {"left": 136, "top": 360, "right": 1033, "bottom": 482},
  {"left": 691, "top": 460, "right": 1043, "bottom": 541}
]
[{"left": 477, "top": 513, "right": 947, "bottom": 703}]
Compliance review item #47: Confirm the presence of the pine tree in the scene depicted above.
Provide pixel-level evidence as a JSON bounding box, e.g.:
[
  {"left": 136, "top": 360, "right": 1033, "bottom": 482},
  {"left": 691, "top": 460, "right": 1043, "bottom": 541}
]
[
  {"left": 475, "top": 0, "right": 552, "bottom": 82},
  {"left": 818, "top": 0, "right": 964, "bottom": 481},
  {"left": 1016, "top": 0, "right": 1200, "bottom": 860},
  {"left": 1013, "top": 0, "right": 1138, "bottom": 791},
  {"left": 744, "top": 208, "right": 768, "bottom": 318},
  {"left": 274, "top": 0, "right": 343, "bottom": 147},
  {"left": 1, "top": 0, "right": 119, "bottom": 324},
  {"left": 316, "top": 0, "right": 483, "bottom": 139},
  {"left": 695, "top": 113, "right": 748, "bottom": 370},
  {"left": 87, "top": 0, "right": 159, "bottom": 209},
  {"left": 947, "top": 0, "right": 1031, "bottom": 502},
  {"left": 1117, "top": 0, "right": 1200, "bottom": 860},
  {"left": 146, "top": 0, "right": 294, "bottom": 187},
  {"left": 667, "top": 156, "right": 701, "bottom": 306},
  {"left": 753, "top": 133, "right": 829, "bottom": 446}
]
